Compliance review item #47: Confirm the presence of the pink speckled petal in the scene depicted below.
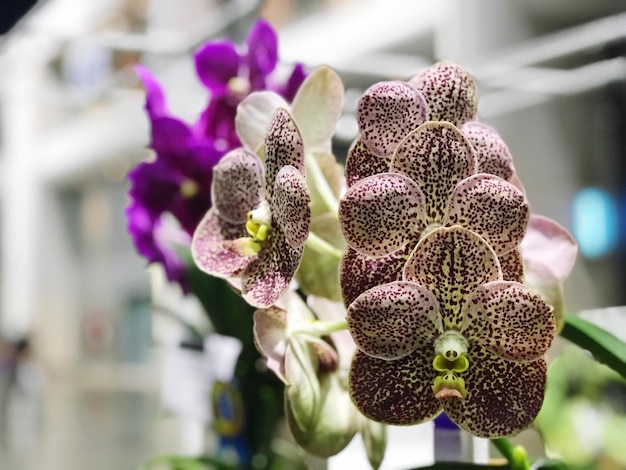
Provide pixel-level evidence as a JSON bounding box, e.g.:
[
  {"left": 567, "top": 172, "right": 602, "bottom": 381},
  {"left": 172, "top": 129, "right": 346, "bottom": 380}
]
[
  {"left": 357, "top": 81, "right": 428, "bottom": 157},
  {"left": 460, "top": 121, "right": 515, "bottom": 181},
  {"left": 241, "top": 231, "right": 304, "bottom": 308},
  {"left": 409, "top": 61, "right": 478, "bottom": 126},
  {"left": 499, "top": 248, "right": 524, "bottom": 283},
  {"left": 462, "top": 281, "right": 555, "bottom": 362},
  {"left": 211, "top": 148, "right": 265, "bottom": 224},
  {"left": 445, "top": 174, "right": 529, "bottom": 255},
  {"left": 265, "top": 108, "right": 305, "bottom": 201},
  {"left": 345, "top": 138, "right": 392, "bottom": 188},
  {"left": 191, "top": 208, "right": 252, "bottom": 278},
  {"left": 273, "top": 165, "right": 311, "bottom": 248},
  {"left": 404, "top": 226, "right": 501, "bottom": 329},
  {"left": 443, "top": 350, "right": 547, "bottom": 438},
  {"left": 391, "top": 121, "right": 476, "bottom": 222},
  {"left": 235, "top": 91, "right": 289, "bottom": 153},
  {"left": 339, "top": 173, "right": 427, "bottom": 257},
  {"left": 520, "top": 215, "right": 578, "bottom": 282},
  {"left": 348, "top": 281, "right": 442, "bottom": 360},
  {"left": 349, "top": 347, "right": 441, "bottom": 425},
  {"left": 253, "top": 307, "right": 288, "bottom": 382}
]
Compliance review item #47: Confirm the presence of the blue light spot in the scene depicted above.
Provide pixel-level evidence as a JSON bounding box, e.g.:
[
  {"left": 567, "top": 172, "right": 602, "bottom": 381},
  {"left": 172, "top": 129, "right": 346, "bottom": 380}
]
[{"left": 572, "top": 187, "right": 618, "bottom": 258}]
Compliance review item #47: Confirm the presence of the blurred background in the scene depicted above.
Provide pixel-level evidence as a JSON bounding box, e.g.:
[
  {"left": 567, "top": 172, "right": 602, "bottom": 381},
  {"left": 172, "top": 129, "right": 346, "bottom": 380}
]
[{"left": 0, "top": 0, "right": 625, "bottom": 469}]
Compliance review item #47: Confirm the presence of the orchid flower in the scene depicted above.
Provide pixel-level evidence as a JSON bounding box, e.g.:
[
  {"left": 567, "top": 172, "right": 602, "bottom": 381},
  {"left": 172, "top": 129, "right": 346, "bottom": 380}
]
[
  {"left": 347, "top": 226, "right": 555, "bottom": 438},
  {"left": 191, "top": 108, "right": 311, "bottom": 308}
]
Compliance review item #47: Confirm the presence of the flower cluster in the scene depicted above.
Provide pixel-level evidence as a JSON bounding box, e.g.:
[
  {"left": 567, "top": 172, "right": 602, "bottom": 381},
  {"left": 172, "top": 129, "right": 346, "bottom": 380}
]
[{"left": 126, "top": 19, "right": 305, "bottom": 291}]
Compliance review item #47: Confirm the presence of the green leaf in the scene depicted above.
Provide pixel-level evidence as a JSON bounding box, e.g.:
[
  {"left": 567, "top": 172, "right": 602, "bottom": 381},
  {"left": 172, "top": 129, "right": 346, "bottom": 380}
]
[
  {"left": 560, "top": 314, "right": 626, "bottom": 379},
  {"left": 139, "top": 454, "right": 236, "bottom": 470}
]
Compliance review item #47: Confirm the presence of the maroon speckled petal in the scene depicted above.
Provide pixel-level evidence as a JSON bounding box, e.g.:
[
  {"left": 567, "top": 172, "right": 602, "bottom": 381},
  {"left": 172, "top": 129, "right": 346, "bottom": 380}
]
[
  {"left": 348, "top": 281, "right": 442, "bottom": 360},
  {"left": 345, "top": 138, "right": 392, "bottom": 188},
  {"left": 391, "top": 122, "right": 476, "bottom": 222},
  {"left": 211, "top": 148, "right": 265, "bottom": 224},
  {"left": 340, "top": 246, "right": 412, "bottom": 307},
  {"left": 462, "top": 281, "right": 555, "bottom": 361},
  {"left": 349, "top": 347, "right": 441, "bottom": 425},
  {"left": 191, "top": 208, "right": 252, "bottom": 277},
  {"left": 241, "top": 230, "right": 304, "bottom": 308},
  {"left": 253, "top": 307, "right": 288, "bottom": 382},
  {"left": 339, "top": 172, "right": 426, "bottom": 257},
  {"left": 265, "top": 108, "right": 305, "bottom": 201},
  {"left": 445, "top": 174, "right": 529, "bottom": 255},
  {"left": 408, "top": 61, "right": 478, "bottom": 126},
  {"left": 357, "top": 81, "right": 428, "bottom": 157},
  {"left": 499, "top": 248, "right": 524, "bottom": 282},
  {"left": 443, "top": 349, "right": 547, "bottom": 438},
  {"left": 404, "top": 227, "right": 501, "bottom": 329},
  {"left": 460, "top": 121, "right": 515, "bottom": 181},
  {"left": 273, "top": 165, "right": 311, "bottom": 248}
]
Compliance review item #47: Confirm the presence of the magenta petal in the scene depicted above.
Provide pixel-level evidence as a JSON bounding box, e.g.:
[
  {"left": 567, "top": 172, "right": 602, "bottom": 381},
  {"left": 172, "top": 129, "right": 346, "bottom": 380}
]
[
  {"left": 446, "top": 174, "right": 529, "bottom": 255},
  {"left": 339, "top": 172, "right": 426, "bottom": 258},
  {"left": 391, "top": 122, "right": 476, "bottom": 222},
  {"left": 349, "top": 347, "right": 441, "bottom": 425},
  {"left": 347, "top": 281, "right": 442, "bottom": 360},
  {"left": 462, "top": 281, "right": 555, "bottom": 361},
  {"left": 191, "top": 209, "right": 252, "bottom": 278},
  {"left": 460, "top": 121, "right": 515, "bottom": 181},
  {"left": 194, "top": 41, "right": 240, "bottom": 93},
  {"left": 345, "top": 138, "right": 392, "bottom": 188},
  {"left": 246, "top": 19, "right": 278, "bottom": 88},
  {"left": 211, "top": 148, "right": 265, "bottom": 224},
  {"left": 357, "top": 81, "right": 428, "bottom": 157},
  {"left": 151, "top": 117, "right": 193, "bottom": 158},
  {"left": 136, "top": 65, "right": 168, "bottom": 119},
  {"left": 273, "top": 166, "right": 311, "bottom": 248}
]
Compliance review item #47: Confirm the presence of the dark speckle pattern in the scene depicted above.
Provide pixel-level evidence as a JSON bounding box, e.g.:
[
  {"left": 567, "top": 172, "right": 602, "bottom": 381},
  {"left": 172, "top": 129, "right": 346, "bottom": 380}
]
[
  {"left": 460, "top": 121, "right": 515, "bottom": 181},
  {"left": 345, "top": 138, "right": 392, "bottom": 188},
  {"left": 273, "top": 165, "right": 311, "bottom": 248},
  {"left": 499, "top": 249, "right": 524, "bottom": 282},
  {"left": 357, "top": 81, "right": 428, "bottom": 157},
  {"left": 347, "top": 281, "right": 442, "bottom": 360}
]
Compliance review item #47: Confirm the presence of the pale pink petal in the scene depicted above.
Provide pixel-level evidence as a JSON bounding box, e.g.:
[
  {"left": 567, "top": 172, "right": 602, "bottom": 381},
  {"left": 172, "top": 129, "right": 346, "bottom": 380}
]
[
  {"left": 273, "top": 165, "right": 311, "bottom": 248},
  {"left": 345, "top": 138, "right": 392, "bottom": 188},
  {"left": 253, "top": 307, "right": 288, "bottom": 382},
  {"left": 191, "top": 208, "right": 252, "bottom": 277},
  {"left": 349, "top": 347, "right": 441, "bottom": 425},
  {"left": 235, "top": 91, "right": 289, "bottom": 152},
  {"left": 409, "top": 61, "right": 478, "bottom": 126},
  {"left": 339, "top": 172, "right": 426, "bottom": 257},
  {"left": 499, "top": 248, "right": 524, "bottom": 283},
  {"left": 403, "top": 226, "right": 501, "bottom": 329},
  {"left": 391, "top": 122, "right": 476, "bottom": 222},
  {"left": 443, "top": 349, "right": 547, "bottom": 438},
  {"left": 462, "top": 281, "right": 555, "bottom": 361},
  {"left": 211, "top": 148, "right": 264, "bottom": 224},
  {"left": 357, "top": 81, "right": 428, "bottom": 157},
  {"left": 445, "top": 174, "right": 529, "bottom": 255},
  {"left": 265, "top": 108, "right": 305, "bottom": 201},
  {"left": 460, "top": 121, "right": 515, "bottom": 181},
  {"left": 347, "top": 281, "right": 442, "bottom": 360}
]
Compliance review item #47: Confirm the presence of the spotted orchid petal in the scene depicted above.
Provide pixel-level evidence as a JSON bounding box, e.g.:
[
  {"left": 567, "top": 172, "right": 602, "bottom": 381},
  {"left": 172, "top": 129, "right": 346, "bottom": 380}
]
[
  {"left": 462, "top": 281, "right": 555, "bottom": 362},
  {"left": 340, "top": 246, "right": 411, "bottom": 307},
  {"left": 241, "top": 230, "right": 304, "bottom": 308},
  {"left": 391, "top": 122, "right": 476, "bottom": 222},
  {"left": 348, "top": 281, "right": 442, "bottom": 360},
  {"left": 253, "top": 307, "right": 289, "bottom": 382},
  {"left": 265, "top": 109, "right": 305, "bottom": 201},
  {"left": 339, "top": 172, "right": 426, "bottom": 257},
  {"left": 349, "top": 348, "right": 441, "bottom": 425},
  {"left": 499, "top": 248, "right": 524, "bottom": 282},
  {"left": 211, "top": 148, "right": 264, "bottom": 224},
  {"left": 235, "top": 91, "right": 289, "bottom": 153},
  {"left": 460, "top": 122, "right": 515, "bottom": 181},
  {"left": 191, "top": 208, "right": 252, "bottom": 277},
  {"left": 291, "top": 66, "right": 344, "bottom": 150},
  {"left": 273, "top": 165, "right": 312, "bottom": 248},
  {"left": 445, "top": 174, "right": 529, "bottom": 255},
  {"left": 443, "top": 349, "right": 547, "bottom": 438},
  {"left": 345, "top": 138, "right": 392, "bottom": 188},
  {"left": 357, "top": 81, "right": 428, "bottom": 157},
  {"left": 404, "top": 226, "right": 501, "bottom": 329},
  {"left": 409, "top": 61, "right": 478, "bottom": 126}
]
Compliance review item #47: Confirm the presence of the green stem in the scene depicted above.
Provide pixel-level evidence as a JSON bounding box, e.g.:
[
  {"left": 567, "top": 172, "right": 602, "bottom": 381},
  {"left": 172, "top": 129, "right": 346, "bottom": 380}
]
[
  {"left": 492, "top": 438, "right": 529, "bottom": 470},
  {"left": 305, "top": 231, "right": 343, "bottom": 260},
  {"left": 305, "top": 153, "right": 339, "bottom": 218},
  {"left": 291, "top": 319, "right": 348, "bottom": 337}
]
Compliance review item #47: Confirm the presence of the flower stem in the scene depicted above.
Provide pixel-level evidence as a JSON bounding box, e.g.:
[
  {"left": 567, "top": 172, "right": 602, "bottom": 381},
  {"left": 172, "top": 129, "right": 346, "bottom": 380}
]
[
  {"left": 291, "top": 319, "right": 348, "bottom": 337},
  {"left": 305, "top": 231, "right": 343, "bottom": 260},
  {"left": 305, "top": 153, "right": 339, "bottom": 218},
  {"left": 492, "top": 438, "right": 529, "bottom": 470}
]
